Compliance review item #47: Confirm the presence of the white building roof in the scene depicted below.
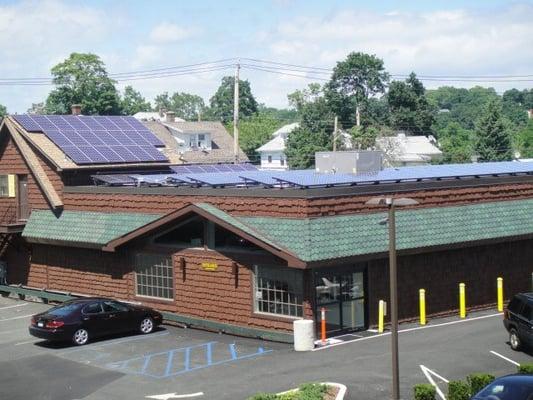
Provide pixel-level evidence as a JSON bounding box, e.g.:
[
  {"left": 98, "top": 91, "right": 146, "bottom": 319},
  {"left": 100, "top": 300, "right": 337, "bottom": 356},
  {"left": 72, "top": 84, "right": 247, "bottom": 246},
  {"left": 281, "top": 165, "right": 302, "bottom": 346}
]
[
  {"left": 257, "top": 134, "right": 286, "bottom": 152},
  {"left": 271, "top": 122, "right": 300, "bottom": 137},
  {"left": 375, "top": 133, "right": 442, "bottom": 164}
]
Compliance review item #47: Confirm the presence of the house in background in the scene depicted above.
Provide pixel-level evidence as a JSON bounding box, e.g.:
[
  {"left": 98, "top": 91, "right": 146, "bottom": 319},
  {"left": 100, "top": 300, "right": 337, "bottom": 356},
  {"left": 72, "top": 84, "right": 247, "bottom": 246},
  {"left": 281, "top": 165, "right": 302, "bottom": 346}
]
[
  {"left": 375, "top": 132, "right": 443, "bottom": 167},
  {"left": 133, "top": 111, "right": 185, "bottom": 123},
  {"left": 144, "top": 115, "right": 248, "bottom": 164},
  {"left": 257, "top": 122, "right": 353, "bottom": 170}
]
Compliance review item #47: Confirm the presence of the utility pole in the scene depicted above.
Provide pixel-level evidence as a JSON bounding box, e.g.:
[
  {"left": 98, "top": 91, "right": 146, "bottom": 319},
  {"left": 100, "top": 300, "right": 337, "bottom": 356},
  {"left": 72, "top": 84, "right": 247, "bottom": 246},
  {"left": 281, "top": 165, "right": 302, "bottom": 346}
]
[
  {"left": 333, "top": 115, "right": 338, "bottom": 151},
  {"left": 233, "top": 61, "right": 240, "bottom": 164},
  {"left": 356, "top": 104, "right": 361, "bottom": 127}
]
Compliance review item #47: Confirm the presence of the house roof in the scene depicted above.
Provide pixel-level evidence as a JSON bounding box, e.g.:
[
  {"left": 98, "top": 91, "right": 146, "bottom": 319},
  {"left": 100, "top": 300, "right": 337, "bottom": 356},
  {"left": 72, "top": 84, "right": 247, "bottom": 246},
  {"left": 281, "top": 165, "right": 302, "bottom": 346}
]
[
  {"left": 256, "top": 134, "right": 286, "bottom": 152},
  {"left": 376, "top": 133, "right": 443, "bottom": 164},
  {"left": 133, "top": 112, "right": 185, "bottom": 122},
  {"left": 143, "top": 120, "right": 248, "bottom": 164},
  {"left": 21, "top": 199, "right": 533, "bottom": 265},
  {"left": 271, "top": 123, "right": 299, "bottom": 137}
]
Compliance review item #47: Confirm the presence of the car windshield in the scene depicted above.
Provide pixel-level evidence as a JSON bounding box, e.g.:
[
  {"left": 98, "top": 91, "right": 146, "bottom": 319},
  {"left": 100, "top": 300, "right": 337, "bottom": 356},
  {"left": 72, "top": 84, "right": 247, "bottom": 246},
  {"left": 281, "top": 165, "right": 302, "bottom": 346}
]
[
  {"left": 475, "top": 380, "right": 533, "bottom": 400},
  {"left": 46, "top": 303, "right": 82, "bottom": 317}
]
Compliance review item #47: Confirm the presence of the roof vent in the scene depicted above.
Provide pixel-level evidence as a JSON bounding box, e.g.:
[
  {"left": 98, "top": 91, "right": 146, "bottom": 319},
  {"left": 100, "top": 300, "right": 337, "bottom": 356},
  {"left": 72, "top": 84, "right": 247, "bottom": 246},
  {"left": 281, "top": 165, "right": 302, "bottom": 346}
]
[{"left": 166, "top": 111, "right": 176, "bottom": 123}]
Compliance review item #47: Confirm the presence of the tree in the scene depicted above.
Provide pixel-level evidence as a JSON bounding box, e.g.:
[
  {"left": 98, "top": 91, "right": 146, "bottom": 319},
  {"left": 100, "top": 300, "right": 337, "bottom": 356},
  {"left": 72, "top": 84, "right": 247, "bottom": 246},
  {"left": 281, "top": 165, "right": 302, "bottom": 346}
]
[
  {"left": 288, "top": 83, "right": 323, "bottom": 114},
  {"left": 0, "top": 104, "right": 6, "bottom": 118},
  {"left": 121, "top": 86, "right": 151, "bottom": 116},
  {"left": 516, "top": 120, "right": 533, "bottom": 158},
  {"left": 474, "top": 99, "right": 513, "bottom": 161},
  {"left": 226, "top": 113, "right": 283, "bottom": 161},
  {"left": 285, "top": 126, "right": 332, "bottom": 169},
  {"left": 502, "top": 88, "right": 533, "bottom": 129},
  {"left": 45, "top": 53, "right": 122, "bottom": 115},
  {"left": 209, "top": 76, "right": 258, "bottom": 123},
  {"left": 325, "top": 52, "right": 389, "bottom": 128},
  {"left": 387, "top": 73, "right": 436, "bottom": 135},
  {"left": 437, "top": 122, "right": 473, "bottom": 163}
]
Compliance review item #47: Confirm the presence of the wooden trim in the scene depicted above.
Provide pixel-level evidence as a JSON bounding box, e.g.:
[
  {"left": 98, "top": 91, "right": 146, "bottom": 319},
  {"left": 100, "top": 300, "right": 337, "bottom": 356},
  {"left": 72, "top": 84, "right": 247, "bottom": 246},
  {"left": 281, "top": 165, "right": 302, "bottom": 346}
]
[
  {"left": 4, "top": 119, "right": 63, "bottom": 209},
  {"left": 102, "top": 204, "right": 306, "bottom": 268}
]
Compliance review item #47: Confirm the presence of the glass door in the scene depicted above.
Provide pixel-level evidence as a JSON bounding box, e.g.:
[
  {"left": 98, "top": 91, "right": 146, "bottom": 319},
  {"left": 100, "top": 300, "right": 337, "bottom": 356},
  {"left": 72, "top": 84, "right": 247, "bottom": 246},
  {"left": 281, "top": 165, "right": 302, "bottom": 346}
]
[{"left": 315, "top": 269, "right": 366, "bottom": 334}]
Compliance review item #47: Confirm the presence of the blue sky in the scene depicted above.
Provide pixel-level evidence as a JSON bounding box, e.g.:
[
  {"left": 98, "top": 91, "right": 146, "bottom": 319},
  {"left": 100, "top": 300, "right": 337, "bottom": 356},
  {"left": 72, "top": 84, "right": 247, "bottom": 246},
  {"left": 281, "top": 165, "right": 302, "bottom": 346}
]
[{"left": 0, "top": 0, "right": 532, "bottom": 113}]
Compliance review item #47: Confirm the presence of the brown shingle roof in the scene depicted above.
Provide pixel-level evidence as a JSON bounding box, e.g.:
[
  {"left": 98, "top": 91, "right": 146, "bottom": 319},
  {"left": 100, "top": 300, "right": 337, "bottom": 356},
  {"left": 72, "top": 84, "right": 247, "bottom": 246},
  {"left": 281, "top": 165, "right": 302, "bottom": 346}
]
[{"left": 143, "top": 120, "right": 249, "bottom": 164}]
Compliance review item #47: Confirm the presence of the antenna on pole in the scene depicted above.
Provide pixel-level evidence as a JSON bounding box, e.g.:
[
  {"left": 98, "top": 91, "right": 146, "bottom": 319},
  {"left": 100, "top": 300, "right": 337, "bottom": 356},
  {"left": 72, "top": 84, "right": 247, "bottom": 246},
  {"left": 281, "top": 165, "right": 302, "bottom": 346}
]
[
  {"left": 333, "top": 115, "right": 338, "bottom": 152},
  {"left": 233, "top": 60, "right": 240, "bottom": 164}
]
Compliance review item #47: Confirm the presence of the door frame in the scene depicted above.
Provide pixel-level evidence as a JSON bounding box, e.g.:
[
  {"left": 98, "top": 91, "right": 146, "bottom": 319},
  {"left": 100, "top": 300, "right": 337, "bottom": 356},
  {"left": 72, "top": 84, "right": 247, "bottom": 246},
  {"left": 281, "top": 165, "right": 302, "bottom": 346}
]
[
  {"left": 16, "top": 174, "right": 29, "bottom": 220},
  {"left": 313, "top": 264, "right": 369, "bottom": 335}
]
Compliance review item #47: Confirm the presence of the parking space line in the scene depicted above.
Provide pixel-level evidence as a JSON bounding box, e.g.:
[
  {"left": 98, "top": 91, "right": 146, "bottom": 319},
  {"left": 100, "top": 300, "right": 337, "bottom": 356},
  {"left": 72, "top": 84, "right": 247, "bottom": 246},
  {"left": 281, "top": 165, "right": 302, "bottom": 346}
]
[
  {"left": 14, "top": 339, "right": 39, "bottom": 346},
  {"left": 489, "top": 350, "right": 520, "bottom": 366},
  {"left": 0, "top": 314, "right": 33, "bottom": 322},
  {"left": 313, "top": 312, "right": 503, "bottom": 351},
  {"left": 0, "top": 329, "right": 26, "bottom": 335},
  {"left": 60, "top": 331, "right": 170, "bottom": 354},
  {"left": 0, "top": 303, "right": 27, "bottom": 311},
  {"left": 420, "top": 365, "right": 448, "bottom": 400}
]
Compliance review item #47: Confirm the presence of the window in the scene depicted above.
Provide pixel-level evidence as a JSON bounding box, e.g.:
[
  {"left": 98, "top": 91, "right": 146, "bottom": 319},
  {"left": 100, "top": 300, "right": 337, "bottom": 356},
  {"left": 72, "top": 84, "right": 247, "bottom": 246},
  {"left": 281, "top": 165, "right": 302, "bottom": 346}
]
[
  {"left": 254, "top": 265, "right": 303, "bottom": 318},
  {"left": 0, "top": 175, "right": 8, "bottom": 197},
  {"left": 214, "top": 225, "right": 262, "bottom": 251},
  {"left": 154, "top": 216, "right": 204, "bottom": 247},
  {"left": 135, "top": 253, "right": 174, "bottom": 300},
  {"left": 267, "top": 155, "right": 272, "bottom": 163},
  {"left": 188, "top": 133, "right": 211, "bottom": 150},
  {"left": 82, "top": 303, "right": 103, "bottom": 314},
  {"left": 102, "top": 301, "right": 129, "bottom": 313}
]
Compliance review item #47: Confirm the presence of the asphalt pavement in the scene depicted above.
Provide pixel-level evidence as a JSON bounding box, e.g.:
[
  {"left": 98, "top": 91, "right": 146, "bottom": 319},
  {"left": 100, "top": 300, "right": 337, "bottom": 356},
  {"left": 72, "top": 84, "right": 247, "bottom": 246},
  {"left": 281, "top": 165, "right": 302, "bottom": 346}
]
[{"left": 0, "top": 296, "right": 531, "bottom": 400}]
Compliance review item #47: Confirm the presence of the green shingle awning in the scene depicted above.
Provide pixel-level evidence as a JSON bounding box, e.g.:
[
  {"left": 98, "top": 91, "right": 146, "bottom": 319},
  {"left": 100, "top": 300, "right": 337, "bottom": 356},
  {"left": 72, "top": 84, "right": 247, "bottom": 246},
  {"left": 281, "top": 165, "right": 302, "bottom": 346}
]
[{"left": 22, "top": 210, "right": 161, "bottom": 249}]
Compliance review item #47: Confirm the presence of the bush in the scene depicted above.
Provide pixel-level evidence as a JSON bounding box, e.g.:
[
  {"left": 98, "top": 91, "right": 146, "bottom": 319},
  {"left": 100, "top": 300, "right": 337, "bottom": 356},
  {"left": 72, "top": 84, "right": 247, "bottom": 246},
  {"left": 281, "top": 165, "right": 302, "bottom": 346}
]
[
  {"left": 247, "top": 394, "right": 278, "bottom": 400},
  {"left": 413, "top": 383, "right": 436, "bottom": 400},
  {"left": 467, "top": 373, "right": 495, "bottom": 394},
  {"left": 296, "top": 383, "right": 328, "bottom": 400},
  {"left": 448, "top": 380, "right": 470, "bottom": 400},
  {"left": 518, "top": 363, "right": 533, "bottom": 374}
]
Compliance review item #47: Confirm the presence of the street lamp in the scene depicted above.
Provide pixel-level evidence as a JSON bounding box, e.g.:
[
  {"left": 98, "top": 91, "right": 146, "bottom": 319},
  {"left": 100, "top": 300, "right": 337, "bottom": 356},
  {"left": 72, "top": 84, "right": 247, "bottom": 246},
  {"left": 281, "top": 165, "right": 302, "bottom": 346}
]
[{"left": 366, "top": 196, "right": 419, "bottom": 400}]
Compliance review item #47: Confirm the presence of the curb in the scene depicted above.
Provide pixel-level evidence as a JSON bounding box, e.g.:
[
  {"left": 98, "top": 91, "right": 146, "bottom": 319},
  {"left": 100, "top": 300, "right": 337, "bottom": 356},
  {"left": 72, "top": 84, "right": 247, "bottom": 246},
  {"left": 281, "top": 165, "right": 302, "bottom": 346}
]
[{"left": 278, "top": 382, "right": 347, "bottom": 400}]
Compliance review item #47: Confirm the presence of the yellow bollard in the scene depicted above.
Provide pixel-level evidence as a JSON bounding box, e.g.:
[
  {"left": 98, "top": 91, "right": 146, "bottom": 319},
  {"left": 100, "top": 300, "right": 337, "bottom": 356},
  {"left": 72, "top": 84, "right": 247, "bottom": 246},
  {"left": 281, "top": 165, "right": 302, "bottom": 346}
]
[
  {"left": 497, "top": 277, "right": 504, "bottom": 312},
  {"left": 419, "top": 289, "right": 426, "bottom": 325},
  {"left": 378, "top": 300, "right": 385, "bottom": 333},
  {"left": 459, "top": 283, "right": 466, "bottom": 318}
]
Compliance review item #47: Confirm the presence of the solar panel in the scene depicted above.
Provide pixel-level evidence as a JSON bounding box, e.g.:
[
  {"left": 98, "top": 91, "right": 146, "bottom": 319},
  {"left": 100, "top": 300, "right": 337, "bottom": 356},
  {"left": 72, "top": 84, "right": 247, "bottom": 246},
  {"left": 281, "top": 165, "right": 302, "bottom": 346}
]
[
  {"left": 170, "top": 163, "right": 257, "bottom": 174},
  {"left": 239, "top": 171, "right": 283, "bottom": 186},
  {"left": 185, "top": 172, "right": 248, "bottom": 186},
  {"left": 91, "top": 174, "right": 137, "bottom": 186},
  {"left": 13, "top": 114, "right": 168, "bottom": 165}
]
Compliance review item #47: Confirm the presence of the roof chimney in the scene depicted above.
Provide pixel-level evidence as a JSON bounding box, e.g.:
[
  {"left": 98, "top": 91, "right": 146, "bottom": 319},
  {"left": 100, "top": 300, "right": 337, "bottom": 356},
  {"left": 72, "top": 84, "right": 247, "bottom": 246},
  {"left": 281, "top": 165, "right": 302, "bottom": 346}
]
[
  {"left": 71, "top": 104, "right": 82, "bottom": 115},
  {"left": 166, "top": 111, "right": 176, "bottom": 123}
]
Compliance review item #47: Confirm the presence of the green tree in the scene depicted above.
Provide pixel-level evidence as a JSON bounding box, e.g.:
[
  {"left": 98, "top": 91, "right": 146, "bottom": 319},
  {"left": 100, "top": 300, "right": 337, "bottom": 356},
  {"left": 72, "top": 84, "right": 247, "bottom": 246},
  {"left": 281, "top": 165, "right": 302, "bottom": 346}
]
[
  {"left": 209, "top": 76, "right": 258, "bottom": 123},
  {"left": 227, "top": 113, "right": 283, "bottom": 161},
  {"left": 325, "top": 52, "right": 389, "bottom": 128},
  {"left": 0, "top": 103, "right": 6, "bottom": 118},
  {"left": 45, "top": 53, "right": 122, "bottom": 115},
  {"left": 437, "top": 122, "right": 473, "bottom": 163},
  {"left": 121, "top": 86, "right": 151, "bottom": 115},
  {"left": 288, "top": 83, "right": 323, "bottom": 114},
  {"left": 387, "top": 73, "right": 436, "bottom": 135},
  {"left": 516, "top": 120, "right": 533, "bottom": 158},
  {"left": 154, "top": 92, "right": 205, "bottom": 121},
  {"left": 502, "top": 88, "right": 533, "bottom": 129},
  {"left": 474, "top": 99, "right": 513, "bottom": 161},
  {"left": 285, "top": 126, "right": 332, "bottom": 169}
]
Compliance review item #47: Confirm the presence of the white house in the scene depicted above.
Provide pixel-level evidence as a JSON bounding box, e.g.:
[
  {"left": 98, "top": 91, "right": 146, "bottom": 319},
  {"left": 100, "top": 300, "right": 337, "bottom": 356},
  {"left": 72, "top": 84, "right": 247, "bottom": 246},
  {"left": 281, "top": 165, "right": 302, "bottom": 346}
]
[
  {"left": 256, "top": 123, "right": 299, "bottom": 170},
  {"left": 375, "top": 132, "right": 443, "bottom": 167},
  {"left": 257, "top": 123, "right": 354, "bottom": 170},
  {"left": 133, "top": 111, "right": 185, "bottom": 122}
]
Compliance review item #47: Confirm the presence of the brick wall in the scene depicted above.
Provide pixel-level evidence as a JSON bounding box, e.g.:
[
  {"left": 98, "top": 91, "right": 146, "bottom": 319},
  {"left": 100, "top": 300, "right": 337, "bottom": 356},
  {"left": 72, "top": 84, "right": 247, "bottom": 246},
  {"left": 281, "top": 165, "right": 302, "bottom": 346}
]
[
  {"left": 62, "top": 181, "right": 533, "bottom": 218},
  {"left": 366, "top": 238, "right": 533, "bottom": 326}
]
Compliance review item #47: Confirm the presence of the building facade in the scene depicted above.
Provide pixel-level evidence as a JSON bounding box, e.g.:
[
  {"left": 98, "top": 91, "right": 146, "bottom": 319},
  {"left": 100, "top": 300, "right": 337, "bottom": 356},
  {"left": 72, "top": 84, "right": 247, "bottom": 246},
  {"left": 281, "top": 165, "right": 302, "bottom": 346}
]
[{"left": 1, "top": 115, "right": 533, "bottom": 341}]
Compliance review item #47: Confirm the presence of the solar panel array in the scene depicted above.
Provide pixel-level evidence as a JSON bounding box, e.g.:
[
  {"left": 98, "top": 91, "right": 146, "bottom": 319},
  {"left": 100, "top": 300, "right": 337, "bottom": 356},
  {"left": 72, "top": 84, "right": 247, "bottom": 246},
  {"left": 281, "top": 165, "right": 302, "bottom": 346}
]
[
  {"left": 92, "top": 161, "right": 533, "bottom": 189},
  {"left": 14, "top": 114, "right": 168, "bottom": 165},
  {"left": 170, "top": 163, "right": 257, "bottom": 174}
]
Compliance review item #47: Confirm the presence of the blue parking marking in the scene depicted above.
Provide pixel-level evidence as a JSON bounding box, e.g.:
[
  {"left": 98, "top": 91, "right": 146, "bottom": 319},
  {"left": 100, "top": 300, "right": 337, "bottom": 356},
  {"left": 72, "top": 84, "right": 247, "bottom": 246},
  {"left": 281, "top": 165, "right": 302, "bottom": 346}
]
[{"left": 105, "top": 341, "right": 272, "bottom": 379}]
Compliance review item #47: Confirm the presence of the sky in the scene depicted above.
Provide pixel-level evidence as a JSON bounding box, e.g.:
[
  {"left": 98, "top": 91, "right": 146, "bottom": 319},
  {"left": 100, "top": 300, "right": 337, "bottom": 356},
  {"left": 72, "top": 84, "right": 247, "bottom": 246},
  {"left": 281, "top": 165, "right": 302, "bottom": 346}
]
[{"left": 0, "top": 0, "right": 532, "bottom": 113}]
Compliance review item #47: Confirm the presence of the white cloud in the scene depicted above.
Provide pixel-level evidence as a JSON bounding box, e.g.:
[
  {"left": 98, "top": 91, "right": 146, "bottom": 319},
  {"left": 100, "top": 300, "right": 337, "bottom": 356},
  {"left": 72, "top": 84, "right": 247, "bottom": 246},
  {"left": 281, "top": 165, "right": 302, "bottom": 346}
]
[{"left": 149, "top": 22, "right": 198, "bottom": 43}]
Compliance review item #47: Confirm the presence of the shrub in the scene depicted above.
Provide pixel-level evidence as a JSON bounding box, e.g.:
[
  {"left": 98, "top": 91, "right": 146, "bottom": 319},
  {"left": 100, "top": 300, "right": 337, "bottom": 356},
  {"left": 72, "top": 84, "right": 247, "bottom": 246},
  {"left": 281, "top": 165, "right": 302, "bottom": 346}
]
[
  {"left": 413, "top": 383, "right": 436, "bottom": 400},
  {"left": 247, "top": 394, "right": 278, "bottom": 400},
  {"left": 518, "top": 363, "right": 533, "bottom": 374},
  {"left": 448, "top": 380, "right": 470, "bottom": 400},
  {"left": 467, "top": 373, "right": 495, "bottom": 394},
  {"left": 297, "top": 383, "right": 328, "bottom": 400}
]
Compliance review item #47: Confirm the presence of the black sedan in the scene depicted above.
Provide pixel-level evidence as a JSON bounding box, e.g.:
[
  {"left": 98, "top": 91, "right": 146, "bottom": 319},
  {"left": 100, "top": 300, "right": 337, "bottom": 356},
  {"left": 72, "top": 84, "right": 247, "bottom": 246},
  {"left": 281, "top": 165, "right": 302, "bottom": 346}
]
[
  {"left": 29, "top": 297, "right": 163, "bottom": 346},
  {"left": 471, "top": 374, "right": 533, "bottom": 400}
]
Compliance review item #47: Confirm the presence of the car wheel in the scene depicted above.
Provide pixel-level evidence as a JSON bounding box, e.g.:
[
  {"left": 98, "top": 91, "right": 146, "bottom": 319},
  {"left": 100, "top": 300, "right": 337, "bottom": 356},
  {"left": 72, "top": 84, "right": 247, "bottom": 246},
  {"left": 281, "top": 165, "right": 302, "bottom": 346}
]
[
  {"left": 510, "top": 328, "right": 521, "bottom": 351},
  {"left": 140, "top": 317, "right": 154, "bottom": 334},
  {"left": 73, "top": 328, "right": 89, "bottom": 346}
]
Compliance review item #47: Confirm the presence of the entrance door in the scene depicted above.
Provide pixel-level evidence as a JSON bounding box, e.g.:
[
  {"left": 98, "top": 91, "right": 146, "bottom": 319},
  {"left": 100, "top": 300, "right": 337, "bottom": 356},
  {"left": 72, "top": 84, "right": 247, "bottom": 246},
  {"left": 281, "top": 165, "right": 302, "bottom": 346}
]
[
  {"left": 315, "top": 269, "right": 366, "bottom": 334},
  {"left": 17, "top": 175, "right": 29, "bottom": 220}
]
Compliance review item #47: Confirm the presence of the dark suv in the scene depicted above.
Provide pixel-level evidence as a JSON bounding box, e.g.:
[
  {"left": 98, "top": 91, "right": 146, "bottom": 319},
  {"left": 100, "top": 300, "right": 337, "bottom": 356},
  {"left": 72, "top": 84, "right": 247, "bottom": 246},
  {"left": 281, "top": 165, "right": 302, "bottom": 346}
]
[{"left": 504, "top": 293, "right": 533, "bottom": 351}]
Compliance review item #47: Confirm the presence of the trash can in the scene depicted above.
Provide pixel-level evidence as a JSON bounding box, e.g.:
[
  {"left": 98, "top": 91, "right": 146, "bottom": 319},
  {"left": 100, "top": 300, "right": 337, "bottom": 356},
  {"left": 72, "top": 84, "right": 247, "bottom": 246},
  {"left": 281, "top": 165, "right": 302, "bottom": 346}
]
[{"left": 293, "top": 319, "right": 315, "bottom": 351}]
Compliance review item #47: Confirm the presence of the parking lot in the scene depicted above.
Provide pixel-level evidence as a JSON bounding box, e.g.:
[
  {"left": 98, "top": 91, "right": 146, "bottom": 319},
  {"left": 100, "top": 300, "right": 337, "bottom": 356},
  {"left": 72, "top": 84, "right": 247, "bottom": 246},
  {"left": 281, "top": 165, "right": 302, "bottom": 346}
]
[{"left": 0, "top": 296, "right": 532, "bottom": 400}]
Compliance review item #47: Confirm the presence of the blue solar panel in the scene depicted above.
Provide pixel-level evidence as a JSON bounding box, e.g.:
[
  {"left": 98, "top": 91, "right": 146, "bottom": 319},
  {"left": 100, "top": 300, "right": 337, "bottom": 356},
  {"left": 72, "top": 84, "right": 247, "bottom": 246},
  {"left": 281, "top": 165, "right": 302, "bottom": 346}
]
[
  {"left": 13, "top": 114, "right": 168, "bottom": 165},
  {"left": 92, "top": 174, "right": 137, "bottom": 186},
  {"left": 185, "top": 172, "right": 248, "bottom": 186},
  {"left": 170, "top": 163, "right": 257, "bottom": 174}
]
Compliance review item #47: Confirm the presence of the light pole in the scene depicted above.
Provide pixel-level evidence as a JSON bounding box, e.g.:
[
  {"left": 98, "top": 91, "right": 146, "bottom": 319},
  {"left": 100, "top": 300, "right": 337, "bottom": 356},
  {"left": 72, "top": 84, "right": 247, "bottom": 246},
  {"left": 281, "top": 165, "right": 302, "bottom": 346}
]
[{"left": 366, "top": 196, "right": 419, "bottom": 400}]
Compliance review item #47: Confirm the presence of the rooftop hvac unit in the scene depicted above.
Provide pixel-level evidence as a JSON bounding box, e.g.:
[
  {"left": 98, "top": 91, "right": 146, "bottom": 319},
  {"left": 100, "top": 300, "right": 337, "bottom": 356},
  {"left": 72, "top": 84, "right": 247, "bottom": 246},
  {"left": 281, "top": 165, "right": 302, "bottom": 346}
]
[{"left": 315, "top": 151, "right": 383, "bottom": 174}]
